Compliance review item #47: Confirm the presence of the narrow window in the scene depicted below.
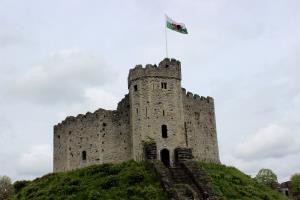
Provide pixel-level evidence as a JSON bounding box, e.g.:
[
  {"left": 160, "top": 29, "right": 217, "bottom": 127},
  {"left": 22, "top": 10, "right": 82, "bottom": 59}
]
[
  {"left": 146, "top": 107, "right": 147, "bottom": 117},
  {"left": 136, "top": 108, "right": 138, "bottom": 115},
  {"left": 161, "top": 82, "right": 167, "bottom": 89},
  {"left": 82, "top": 151, "right": 87, "bottom": 161},
  {"left": 184, "top": 122, "right": 188, "bottom": 147},
  {"left": 134, "top": 85, "right": 138, "bottom": 91},
  {"left": 162, "top": 125, "right": 168, "bottom": 138},
  {"left": 163, "top": 110, "right": 165, "bottom": 116}
]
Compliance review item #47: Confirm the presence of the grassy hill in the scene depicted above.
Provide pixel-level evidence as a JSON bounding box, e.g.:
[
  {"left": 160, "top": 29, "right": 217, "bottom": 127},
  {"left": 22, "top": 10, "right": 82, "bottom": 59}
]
[
  {"left": 12, "top": 161, "right": 168, "bottom": 200},
  {"left": 12, "top": 160, "right": 288, "bottom": 200},
  {"left": 198, "top": 162, "right": 288, "bottom": 200}
]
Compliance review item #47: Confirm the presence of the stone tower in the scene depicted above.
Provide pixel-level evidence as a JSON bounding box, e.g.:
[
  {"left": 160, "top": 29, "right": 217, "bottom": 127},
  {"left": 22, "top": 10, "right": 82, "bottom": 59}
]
[
  {"left": 53, "top": 58, "right": 220, "bottom": 172},
  {"left": 128, "top": 58, "right": 186, "bottom": 165}
]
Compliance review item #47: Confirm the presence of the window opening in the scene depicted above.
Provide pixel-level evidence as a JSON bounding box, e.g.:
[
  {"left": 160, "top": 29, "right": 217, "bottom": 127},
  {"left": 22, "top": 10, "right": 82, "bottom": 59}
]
[
  {"left": 184, "top": 122, "right": 188, "bottom": 147},
  {"left": 161, "top": 82, "right": 167, "bottom": 89},
  {"left": 82, "top": 151, "right": 87, "bottom": 161},
  {"left": 160, "top": 149, "right": 170, "bottom": 167},
  {"left": 162, "top": 125, "right": 168, "bottom": 138}
]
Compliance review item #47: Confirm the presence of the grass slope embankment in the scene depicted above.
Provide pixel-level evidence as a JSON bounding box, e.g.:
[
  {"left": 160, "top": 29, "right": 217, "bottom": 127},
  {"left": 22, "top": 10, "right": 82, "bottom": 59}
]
[
  {"left": 12, "top": 161, "right": 168, "bottom": 200},
  {"left": 199, "top": 162, "right": 288, "bottom": 200}
]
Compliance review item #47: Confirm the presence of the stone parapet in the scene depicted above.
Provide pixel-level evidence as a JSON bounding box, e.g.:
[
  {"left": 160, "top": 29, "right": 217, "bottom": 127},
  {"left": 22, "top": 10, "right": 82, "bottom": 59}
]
[
  {"left": 128, "top": 58, "right": 181, "bottom": 88},
  {"left": 181, "top": 88, "right": 214, "bottom": 104}
]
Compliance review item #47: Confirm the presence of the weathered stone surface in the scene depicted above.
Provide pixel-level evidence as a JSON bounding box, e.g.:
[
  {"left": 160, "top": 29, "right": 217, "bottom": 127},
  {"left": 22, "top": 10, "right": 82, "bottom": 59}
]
[
  {"left": 144, "top": 143, "right": 157, "bottom": 160},
  {"left": 53, "top": 58, "right": 220, "bottom": 172},
  {"left": 180, "top": 161, "right": 223, "bottom": 200},
  {"left": 148, "top": 160, "right": 222, "bottom": 200},
  {"left": 174, "top": 148, "right": 193, "bottom": 163},
  {"left": 148, "top": 160, "right": 180, "bottom": 200}
]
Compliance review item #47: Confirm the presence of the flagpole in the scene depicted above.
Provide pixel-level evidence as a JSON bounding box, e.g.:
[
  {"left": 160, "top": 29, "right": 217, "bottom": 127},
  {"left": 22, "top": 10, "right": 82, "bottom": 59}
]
[{"left": 165, "top": 21, "right": 168, "bottom": 58}]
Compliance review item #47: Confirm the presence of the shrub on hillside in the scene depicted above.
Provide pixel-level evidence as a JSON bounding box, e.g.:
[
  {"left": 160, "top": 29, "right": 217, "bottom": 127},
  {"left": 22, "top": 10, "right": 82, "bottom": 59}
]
[
  {"left": 13, "top": 180, "right": 30, "bottom": 194},
  {"left": 291, "top": 173, "right": 300, "bottom": 193}
]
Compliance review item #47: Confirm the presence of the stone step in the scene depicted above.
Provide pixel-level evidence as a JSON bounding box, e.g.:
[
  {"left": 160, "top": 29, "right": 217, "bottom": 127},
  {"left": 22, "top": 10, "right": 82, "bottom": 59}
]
[
  {"left": 168, "top": 165, "right": 206, "bottom": 200},
  {"left": 174, "top": 183, "right": 202, "bottom": 200},
  {"left": 170, "top": 167, "right": 192, "bottom": 184},
  {"left": 151, "top": 161, "right": 213, "bottom": 200}
]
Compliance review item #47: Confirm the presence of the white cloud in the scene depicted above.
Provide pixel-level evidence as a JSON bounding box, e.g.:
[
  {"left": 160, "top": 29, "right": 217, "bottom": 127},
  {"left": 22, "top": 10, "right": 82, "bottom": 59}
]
[
  {"left": 6, "top": 49, "right": 117, "bottom": 105},
  {"left": 16, "top": 144, "right": 52, "bottom": 179},
  {"left": 84, "top": 87, "right": 119, "bottom": 110},
  {"left": 0, "top": 19, "right": 23, "bottom": 48},
  {"left": 224, "top": 124, "right": 300, "bottom": 182},
  {"left": 235, "top": 124, "right": 300, "bottom": 160},
  {"left": 56, "top": 87, "right": 119, "bottom": 120},
  {"left": 223, "top": 152, "right": 300, "bottom": 182}
]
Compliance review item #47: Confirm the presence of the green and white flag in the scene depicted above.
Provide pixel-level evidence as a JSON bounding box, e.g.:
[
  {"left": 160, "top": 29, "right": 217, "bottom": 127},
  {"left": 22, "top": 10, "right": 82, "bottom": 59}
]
[{"left": 165, "top": 15, "right": 188, "bottom": 34}]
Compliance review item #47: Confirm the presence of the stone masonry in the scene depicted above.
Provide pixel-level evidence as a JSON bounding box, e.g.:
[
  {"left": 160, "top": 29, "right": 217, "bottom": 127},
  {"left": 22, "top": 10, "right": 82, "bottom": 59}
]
[{"left": 53, "top": 58, "right": 220, "bottom": 172}]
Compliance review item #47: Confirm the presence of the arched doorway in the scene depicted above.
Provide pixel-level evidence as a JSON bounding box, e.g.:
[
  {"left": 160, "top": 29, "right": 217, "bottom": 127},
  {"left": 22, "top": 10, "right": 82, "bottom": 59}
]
[{"left": 160, "top": 149, "right": 170, "bottom": 167}]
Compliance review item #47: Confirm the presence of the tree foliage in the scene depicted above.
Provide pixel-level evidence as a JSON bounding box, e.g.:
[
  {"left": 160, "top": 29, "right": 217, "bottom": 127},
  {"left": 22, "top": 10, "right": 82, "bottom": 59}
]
[
  {"left": 291, "top": 173, "right": 300, "bottom": 193},
  {"left": 0, "top": 175, "right": 14, "bottom": 200},
  {"left": 13, "top": 180, "right": 30, "bottom": 194},
  {"left": 255, "top": 169, "right": 278, "bottom": 186}
]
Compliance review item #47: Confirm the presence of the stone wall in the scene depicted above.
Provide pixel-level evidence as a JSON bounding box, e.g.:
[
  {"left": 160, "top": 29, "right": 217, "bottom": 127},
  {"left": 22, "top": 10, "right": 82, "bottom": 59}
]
[
  {"left": 182, "top": 88, "right": 220, "bottom": 163},
  {"left": 53, "top": 95, "right": 131, "bottom": 172}
]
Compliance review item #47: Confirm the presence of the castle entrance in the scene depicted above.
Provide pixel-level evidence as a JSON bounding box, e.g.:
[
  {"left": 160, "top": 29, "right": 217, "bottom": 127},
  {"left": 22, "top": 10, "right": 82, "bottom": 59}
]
[{"left": 160, "top": 149, "right": 170, "bottom": 167}]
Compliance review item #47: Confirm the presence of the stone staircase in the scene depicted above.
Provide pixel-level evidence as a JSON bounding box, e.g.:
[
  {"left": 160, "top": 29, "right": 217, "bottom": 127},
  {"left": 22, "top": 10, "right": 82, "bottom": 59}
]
[
  {"left": 169, "top": 166, "right": 203, "bottom": 200},
  {"left": 148, "top": 160, "right": 219, "bottom": 200}
]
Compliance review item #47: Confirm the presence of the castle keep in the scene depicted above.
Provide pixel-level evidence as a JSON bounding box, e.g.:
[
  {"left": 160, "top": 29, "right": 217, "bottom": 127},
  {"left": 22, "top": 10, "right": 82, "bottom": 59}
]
[{"left": 53, "top": 58, "right": 220, "bottom": 172}]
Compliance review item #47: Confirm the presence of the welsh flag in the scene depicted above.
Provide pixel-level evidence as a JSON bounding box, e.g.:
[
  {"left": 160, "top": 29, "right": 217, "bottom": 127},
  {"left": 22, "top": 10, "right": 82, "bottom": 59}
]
[{"left": 165, "top": 15, "right": 188, "bottom": 34}]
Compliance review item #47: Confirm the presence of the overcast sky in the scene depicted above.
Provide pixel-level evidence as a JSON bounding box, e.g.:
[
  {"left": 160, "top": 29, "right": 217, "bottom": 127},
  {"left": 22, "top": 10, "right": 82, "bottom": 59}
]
[{"left": 0, "top": 0, "right": 299, "bottom": 182}]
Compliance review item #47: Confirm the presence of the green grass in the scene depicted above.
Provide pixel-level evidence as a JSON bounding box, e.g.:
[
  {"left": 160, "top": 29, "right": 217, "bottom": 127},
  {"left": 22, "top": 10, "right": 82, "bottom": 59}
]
[
  {"left": 12, "top": 160, "right": 289, "bottom": 200},
  {"left": 199, "top": 162, "right": 288, "bottom": 200},
  {"left": 12, "top": 160, "right": 168, "bottom": 200}
]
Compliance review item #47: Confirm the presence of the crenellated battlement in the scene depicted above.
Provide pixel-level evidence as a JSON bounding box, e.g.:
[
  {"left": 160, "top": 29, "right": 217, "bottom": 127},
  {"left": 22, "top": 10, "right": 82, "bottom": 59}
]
[
  {"left": 128, "top": 58, "right": 181, "bottom": 87},
  {"left": 54, "top": 94, "right": 131, "bottom": 133},
  {"left": 54, "top": 108, "right": 113, "bottom": 132},
  {"left": 181, "top": 88, "right": 214, "bottom": 104}
]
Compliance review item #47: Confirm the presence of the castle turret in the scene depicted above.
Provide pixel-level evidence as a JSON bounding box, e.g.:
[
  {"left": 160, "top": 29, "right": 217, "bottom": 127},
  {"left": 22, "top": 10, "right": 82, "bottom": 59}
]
[{"left": 128, "top": 58, "right": 186, "bottom": 165}]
